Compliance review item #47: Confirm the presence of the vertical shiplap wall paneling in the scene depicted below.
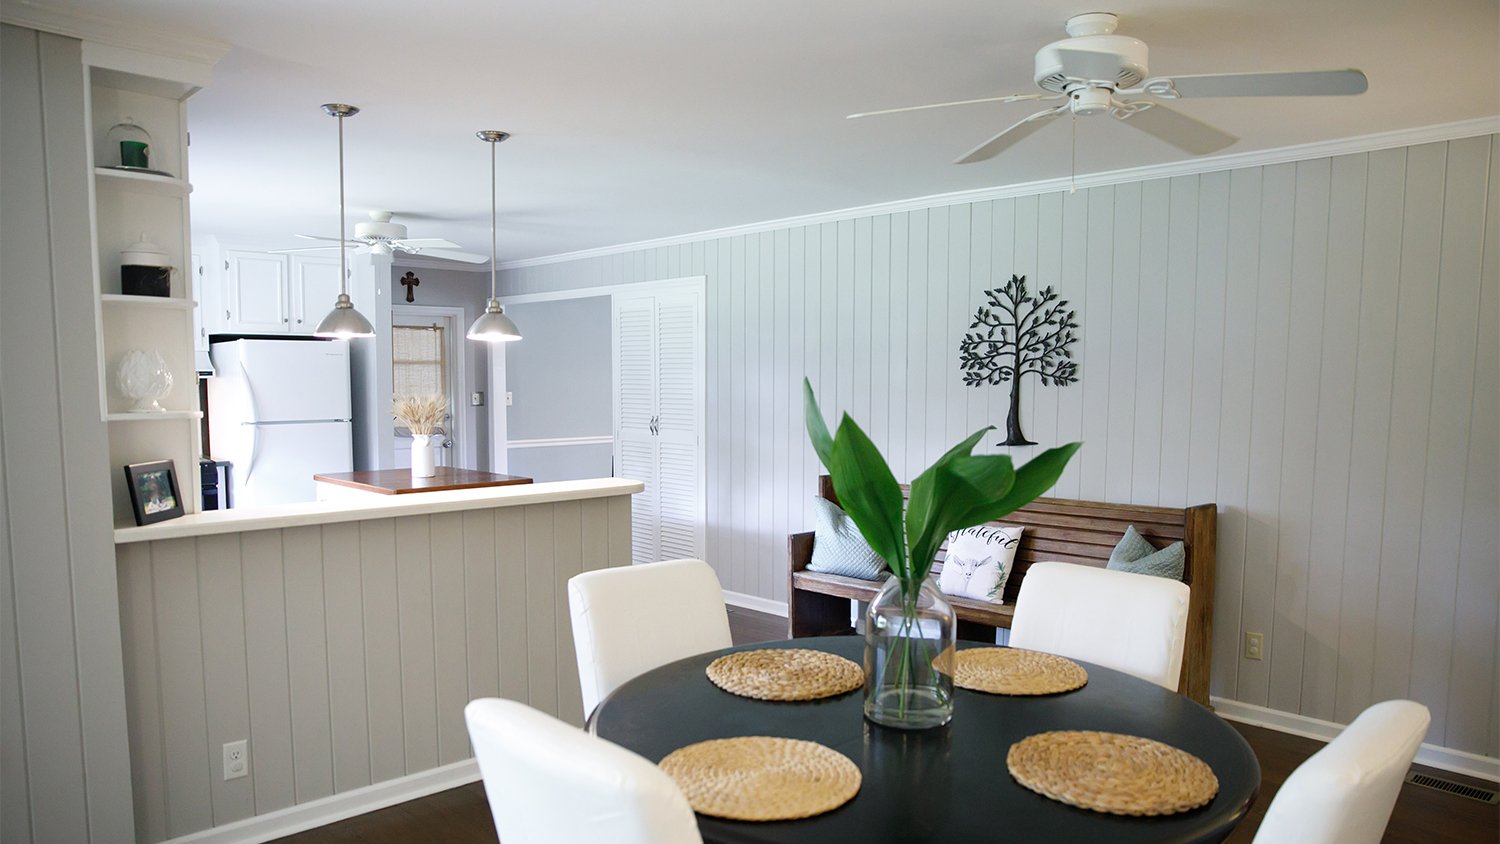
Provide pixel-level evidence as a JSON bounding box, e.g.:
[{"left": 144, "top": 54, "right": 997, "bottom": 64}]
[
  {"left": 1132, "top": 179, "right": 1170, "bottom": 506},
  {"left": 281, "top": 525, "right": 334, "bottom": 803},
  {"left": 120, "top": 499, "right": 630, "bottom": 842},
  {"left": 1373, "top": 143, "right": 1447, "bottom": 706},
  {"left": 1268, "top": 158, "right": 1332, "bottom": 715},
  {"left": 197, "top": 533, "right": 255, "bottom": 825},
  {"left": 428, "top": 513, "right": 469, "bottom": 765},
  {"left": 1159, "top": 176, "right": 1200, "bottom": 507},
  {"left": 1240, "top": 162, "right": 1296, "bottom": 707},
  {"left": 359, "top": 520, "right": 405, "bottom": 783},
  {"left": 1300, "top": 154, "right": 1367, "bottom": 722},
  {"left": 1410, "top": 135, "right": 1489, "bottom": 739},
  {"left": 394, "top": 517, "right": 439, "bottom": 774},
  {"left": 241, "top": 530, "right": 296, "bottom": 814},
  {"left": 499, "top": 138, "right": 1499, "bottom": 757},
  {"left": 1212, "top": 168, "right": 1262, "bottom": 702},
  {"left": 1105, "top": 182, "right": 1141, "bottom": 504},
  {"left": 320, "top": 521, "right": 372, "bottom": 792}
]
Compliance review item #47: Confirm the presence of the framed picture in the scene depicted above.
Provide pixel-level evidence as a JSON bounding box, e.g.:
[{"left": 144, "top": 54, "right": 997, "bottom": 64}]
[{"left": 124, "top": 460, "right": 185, "bottom": 525}]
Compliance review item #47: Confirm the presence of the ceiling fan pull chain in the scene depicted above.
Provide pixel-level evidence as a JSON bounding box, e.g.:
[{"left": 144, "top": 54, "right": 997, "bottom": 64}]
[{"left": 1070, "top": 113, "right": 1077, "bottom": 195}]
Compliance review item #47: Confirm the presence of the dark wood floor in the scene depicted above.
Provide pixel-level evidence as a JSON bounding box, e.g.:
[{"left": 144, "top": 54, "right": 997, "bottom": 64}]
[{"left": 277, "top": 606, "right": 1498, "bottom": 844}]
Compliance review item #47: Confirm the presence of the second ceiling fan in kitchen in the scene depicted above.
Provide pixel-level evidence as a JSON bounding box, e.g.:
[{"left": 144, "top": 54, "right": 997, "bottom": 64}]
[{"left": 278, "top": 209, "right": 489, "bottom": 264}]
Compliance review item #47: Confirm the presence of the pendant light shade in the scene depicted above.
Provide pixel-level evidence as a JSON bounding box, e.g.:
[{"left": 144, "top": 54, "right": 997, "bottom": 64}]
[
  {"left": 313, "top": 103, "right": 375, "bottom": 339},
  {"left": 468, "top": 130, "right": 521, "bottom": 343}
]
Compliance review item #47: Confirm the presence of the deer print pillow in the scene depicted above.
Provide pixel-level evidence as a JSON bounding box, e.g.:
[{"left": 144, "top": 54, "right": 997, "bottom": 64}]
[{"left": 937, "top": 525, "right": 1024, "bottom": 604}]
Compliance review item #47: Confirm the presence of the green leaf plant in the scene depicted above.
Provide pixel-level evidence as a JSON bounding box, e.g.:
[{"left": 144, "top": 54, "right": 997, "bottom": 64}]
[{"left": 804, "top": 377, "right": 1081, "bottom": 594}]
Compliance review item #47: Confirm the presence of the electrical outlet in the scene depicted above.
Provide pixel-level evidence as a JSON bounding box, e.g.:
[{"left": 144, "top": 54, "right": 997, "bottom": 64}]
[
  {"left": 470, "top": 391, "right": 484, "bottom": 407},
  {"left": 505, "top": 391, "right": 513, "bottom": 406},
  {"left": 223, "top": 740, "right": 249, "bottom": 781},
  {"left": 1244, "top": 632, "right": 1264, "bottom": 661}
]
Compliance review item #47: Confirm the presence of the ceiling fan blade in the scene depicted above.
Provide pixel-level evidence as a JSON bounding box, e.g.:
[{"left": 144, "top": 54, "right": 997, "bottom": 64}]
[
  {"left": 1114, "top": 103, "right": 1237, "bottom": 155},
  {"left": 269, "top": 245, "right": 343, "bottom": 254},
  {"left": 1142, "top": 69, "right": 1367, "bottom": 99},
  {"left": 954, "top": 104, "right": 1068, "bottom": 165},
  {"left": 847, "top": 93, "right": 1056, "bottom": 120},
  {"left": 414, "top": 249, "right": 490, "bottom": 264},
  {"left": 393, "top": 237, "right": 462, "bottom": 249},
  {"left": 1054, "top": 48, "right": 1131, "bottom": 84},
  {"left": 294, "top": 234, "right": 348, "bottom": 243}
]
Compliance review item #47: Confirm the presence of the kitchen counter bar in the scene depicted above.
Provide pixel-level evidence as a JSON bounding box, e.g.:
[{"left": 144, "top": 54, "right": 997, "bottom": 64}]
[
  {"left": 313, "top": 467, "right": 533, "bottom": 495},
  {"left": 113, "top": 477, "right": 641, "bottom": 544}
]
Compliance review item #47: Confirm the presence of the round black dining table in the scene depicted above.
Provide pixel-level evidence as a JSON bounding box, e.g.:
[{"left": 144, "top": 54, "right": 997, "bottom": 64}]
[{"left": 592, "top": 636, "right": 1259, "bottom": 844}]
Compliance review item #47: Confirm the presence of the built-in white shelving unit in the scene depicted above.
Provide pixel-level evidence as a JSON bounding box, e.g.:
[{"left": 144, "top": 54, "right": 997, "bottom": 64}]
[{"left": 87, "top": 61, "right": 205, "bottom": 526}]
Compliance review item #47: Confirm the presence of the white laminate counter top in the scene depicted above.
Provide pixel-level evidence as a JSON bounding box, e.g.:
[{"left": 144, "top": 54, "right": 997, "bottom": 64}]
[{"left": 114, "top": 477, "right": 643, "bottom": 544}]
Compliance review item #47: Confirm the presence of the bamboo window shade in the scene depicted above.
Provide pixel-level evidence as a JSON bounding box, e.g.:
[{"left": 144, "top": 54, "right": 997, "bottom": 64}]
[{"left": 392, "top": 324, "right": 448, "bottom": 404}]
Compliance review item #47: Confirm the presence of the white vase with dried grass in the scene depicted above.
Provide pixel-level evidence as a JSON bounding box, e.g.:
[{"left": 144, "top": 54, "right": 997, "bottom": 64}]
[{"left": 394, "top": 394, "right": 446, "bottom": 479}]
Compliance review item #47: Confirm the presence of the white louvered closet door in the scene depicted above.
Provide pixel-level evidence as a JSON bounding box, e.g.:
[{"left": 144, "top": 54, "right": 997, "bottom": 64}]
[{"left": 613, "top": 286, "right": 705, "bottom": 566}]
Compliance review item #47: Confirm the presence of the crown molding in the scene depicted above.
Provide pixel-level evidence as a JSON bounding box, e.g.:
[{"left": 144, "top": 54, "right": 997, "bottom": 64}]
[
  {"left": 393, "top": 256, "right": 494, "bottom": 273},
  {"left": 1, "top": 0, "right": 228, "bottom": 65},
  {"left": 498, "top": 116, "right": 1500, "bottom": 271}
]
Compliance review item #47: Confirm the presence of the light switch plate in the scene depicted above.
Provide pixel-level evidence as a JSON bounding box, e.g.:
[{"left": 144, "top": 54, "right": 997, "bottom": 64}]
[
  {"left": 505, "top": 391, "right": 513, "bottom": 406},
  {"left": 470, "top": 391, "right": 484, "bottom": 407}
]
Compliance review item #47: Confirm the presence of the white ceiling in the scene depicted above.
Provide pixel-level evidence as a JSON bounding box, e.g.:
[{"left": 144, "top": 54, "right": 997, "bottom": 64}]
[{"left": 44, "top": 0, "right": 1500, "bottom": 262}]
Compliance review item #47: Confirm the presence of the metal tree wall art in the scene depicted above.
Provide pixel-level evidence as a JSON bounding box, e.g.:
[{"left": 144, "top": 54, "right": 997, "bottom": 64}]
[{"left": 959, "top": 274, "right": 1079, "bottom": 446}]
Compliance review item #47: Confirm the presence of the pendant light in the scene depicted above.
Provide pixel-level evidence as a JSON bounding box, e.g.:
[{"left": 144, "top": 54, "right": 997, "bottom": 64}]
[
  {"left": 467, "top": 130, "right": 522, "bottom": 342},
  {"left": 313, "top": 103, "right": 375, "bottom": 338}
]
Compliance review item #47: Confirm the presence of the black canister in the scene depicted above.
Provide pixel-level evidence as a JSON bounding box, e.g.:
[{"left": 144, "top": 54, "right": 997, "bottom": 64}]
[{"left": 119, "top": 234, "right": 172, "bottom": 297}]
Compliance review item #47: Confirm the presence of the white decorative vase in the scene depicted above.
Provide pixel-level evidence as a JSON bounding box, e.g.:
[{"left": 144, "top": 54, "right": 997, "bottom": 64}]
[
  {"left": 115, "top": 349, "right": 173, "bottom": 412},
  {"left": 411, "top": 434, "right": 436, "bottom": 478}
]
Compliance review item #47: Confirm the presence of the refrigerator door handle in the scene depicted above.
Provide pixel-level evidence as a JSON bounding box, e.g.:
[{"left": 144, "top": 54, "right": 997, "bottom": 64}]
[{"left": 240, "top": 360, "right": 260, "bottom": 481}]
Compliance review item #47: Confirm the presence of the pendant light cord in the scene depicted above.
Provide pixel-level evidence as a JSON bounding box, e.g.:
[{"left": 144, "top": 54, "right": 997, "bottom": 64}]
[
  {"left": 489, "top": 136, "right": 497, "bottom": 300},
  {"left": 338, "top": 111, "right": 348, "bottom": 297}
]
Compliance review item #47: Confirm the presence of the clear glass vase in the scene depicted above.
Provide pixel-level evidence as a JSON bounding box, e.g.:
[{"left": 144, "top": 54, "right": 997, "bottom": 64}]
[{"left": 864, "top": 573, "right": 957, "bottom": 729}]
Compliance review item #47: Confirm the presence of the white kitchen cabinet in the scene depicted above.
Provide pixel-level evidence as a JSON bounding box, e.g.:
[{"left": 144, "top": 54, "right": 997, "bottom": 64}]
[
  {"left": 221, "top": 250, "right": 340, "bottom": 334},
  {"left": 225, "top": 249, "right": 289, "bottom": 332},
  {"left": 290, "top": 255, "right": 341, "bottom": 330}
]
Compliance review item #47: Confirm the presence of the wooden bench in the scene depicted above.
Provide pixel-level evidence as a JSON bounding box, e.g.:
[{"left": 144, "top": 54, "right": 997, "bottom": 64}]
[{"left": 788, "top": 476, "right": 1217, "bottom": 706}]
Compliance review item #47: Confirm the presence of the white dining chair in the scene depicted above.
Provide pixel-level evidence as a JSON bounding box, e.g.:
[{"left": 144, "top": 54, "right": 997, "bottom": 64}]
[
  {"left": 568, "top": 558, "right": 734, "bottom": 717},
  {"left": 464, "top": 697, "right": 702, "bottom": 844},
  {"left": 1252, "top": 700, "right": 1430, "bottom": 844},
  {"left": 1008, "top": 561, "right": 1191, "bottom": 691}
]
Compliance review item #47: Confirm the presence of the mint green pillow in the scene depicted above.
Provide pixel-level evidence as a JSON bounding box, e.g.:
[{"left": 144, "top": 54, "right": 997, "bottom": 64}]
[
  {"left": 808, "top": 497, "right": 887, "bottom": 580},
  {"left": 1106, "top": 525, "right": 1185, "bottom": 581}
]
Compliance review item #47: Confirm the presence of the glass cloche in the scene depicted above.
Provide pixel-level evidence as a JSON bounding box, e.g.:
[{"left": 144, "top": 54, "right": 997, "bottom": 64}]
[{"left": 107, "top": 117, "right": 152, "bottom": 169}]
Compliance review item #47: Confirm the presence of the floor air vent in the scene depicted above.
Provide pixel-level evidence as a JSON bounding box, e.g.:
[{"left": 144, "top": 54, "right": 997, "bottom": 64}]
[{"left": 1404, "top": 771, "right": 1499, "bottom": 804}]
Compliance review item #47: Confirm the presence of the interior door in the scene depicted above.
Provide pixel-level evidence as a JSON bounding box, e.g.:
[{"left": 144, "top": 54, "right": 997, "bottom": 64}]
[
  {"left": 653, "top": 290, "right": 705, "bottom": 562},
  {"left": 613, "top": 287, "right": 704, "bottom": 565},
  {"left": 392, "top": 311, "right": 462, "bottom": 469},
  {"left": 615, "top": 296, "right": 658, "bottom": 562}
]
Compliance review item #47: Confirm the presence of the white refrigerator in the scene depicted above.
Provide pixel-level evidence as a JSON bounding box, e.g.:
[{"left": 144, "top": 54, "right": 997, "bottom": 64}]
[{"left": 207, "top": 338, "right": 353, "bottom": 508}]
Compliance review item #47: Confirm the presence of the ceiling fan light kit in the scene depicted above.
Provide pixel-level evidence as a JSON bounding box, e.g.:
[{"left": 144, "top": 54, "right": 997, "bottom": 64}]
[
  {"left": 313, "top": 103, "right": 375, "bottom": 339},
  {"left": 468, "top": 130, "right": 522, "bottom": 343},
  {"left": 850, "top": 11, "right": 1368, "bottom": 166}
]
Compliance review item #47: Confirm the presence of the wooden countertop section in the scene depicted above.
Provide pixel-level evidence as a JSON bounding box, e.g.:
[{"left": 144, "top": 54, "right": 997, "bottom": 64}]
[{"left": 314, "top": 467, "right": 533, "bottom": 495}]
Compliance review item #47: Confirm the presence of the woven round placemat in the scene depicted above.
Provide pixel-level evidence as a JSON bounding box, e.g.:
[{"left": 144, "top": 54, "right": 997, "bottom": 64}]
[
  {"left": 1007, "top": 731, "right": 1219, "bottom": 816},
  {"left": 953, "top": 647, "right": 1088, "bottom": 696},
  {"left": 659, "top": 736, "right": 862, "bottom": 821},
  {"left": 705, "top": 648, "right": 865, "bottom": 701}
]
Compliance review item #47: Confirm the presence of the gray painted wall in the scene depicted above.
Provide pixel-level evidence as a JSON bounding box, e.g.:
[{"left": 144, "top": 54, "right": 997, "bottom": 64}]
[
  {"left": 501, "top": 136, "right": 1500, "bottom": 757},
  {"left": 1, "top": 25, "right": 136, "bottom": 843},
  {"left": 504, "top": 296, "right": 613, "bottom": 481},
  {"left": 391, "top": 263, "right": 493, "bottom": 468}
]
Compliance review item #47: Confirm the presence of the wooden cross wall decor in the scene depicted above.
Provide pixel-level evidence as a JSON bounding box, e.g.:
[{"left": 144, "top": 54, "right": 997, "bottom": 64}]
[{"left": 400, "top": 271, "right": 421, "bottom": 303}]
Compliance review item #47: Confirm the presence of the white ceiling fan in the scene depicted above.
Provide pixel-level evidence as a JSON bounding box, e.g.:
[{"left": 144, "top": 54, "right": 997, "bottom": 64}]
[
  {"left": 276, "top": 210, "right": 489, "bottom": 263},
  {"left": 849, "top": 12, "right": 1368, "bottom": 165}
]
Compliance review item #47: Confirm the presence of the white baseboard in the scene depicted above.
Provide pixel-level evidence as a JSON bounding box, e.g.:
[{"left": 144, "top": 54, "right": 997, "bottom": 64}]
[
  {"left": 1211, "top": 697, "right": 1499, "bottom": 783},
  {"left": 163, "top": 759, "right": 482, "bottom": 844},
  {"left": 723, "top": 589, "right": 788, "bottom": 617}
]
